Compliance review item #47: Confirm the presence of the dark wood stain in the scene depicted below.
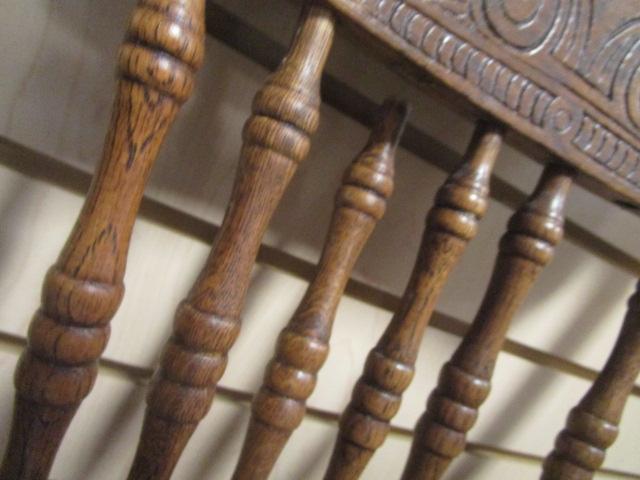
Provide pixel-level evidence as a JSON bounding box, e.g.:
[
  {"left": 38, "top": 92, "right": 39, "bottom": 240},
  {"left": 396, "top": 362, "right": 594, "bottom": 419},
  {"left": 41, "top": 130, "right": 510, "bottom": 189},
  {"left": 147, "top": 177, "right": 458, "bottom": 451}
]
[
  {"left": 323, "top": 121, "right": 504, "bottom": 480},
  {"left": 127, "top": 3, "right": 336, "bottom": 478},
  {"left": 231, "top": 99, "right": 408, "bottom": 480},
  {"left": 0, "top": 1, "right": 206, "bottom": 478},
  {"left": 1, "top": 1, "right": 640, "bottom": 479},
  {"left": 401, "top": 164, "right": 575, "bottom": 480}
]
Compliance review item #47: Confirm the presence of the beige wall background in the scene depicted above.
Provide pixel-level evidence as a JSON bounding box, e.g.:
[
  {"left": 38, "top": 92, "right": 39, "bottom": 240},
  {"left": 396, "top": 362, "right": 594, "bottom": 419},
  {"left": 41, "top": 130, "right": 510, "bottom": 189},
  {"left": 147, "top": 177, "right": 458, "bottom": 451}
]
[{"left": 0, "top": 0, "right": 638, "bottom": 479}]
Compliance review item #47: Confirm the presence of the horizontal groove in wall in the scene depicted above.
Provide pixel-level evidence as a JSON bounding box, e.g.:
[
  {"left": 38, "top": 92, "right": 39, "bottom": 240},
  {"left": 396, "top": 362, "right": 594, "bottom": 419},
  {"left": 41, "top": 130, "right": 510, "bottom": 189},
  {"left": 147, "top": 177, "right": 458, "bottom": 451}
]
[
  {"left": 0, "top": 331, "right": 636, "bottom": 479},
  {"left": 1, "top": 135, "right": 637, "bottom": 399},
  {"left": 204, "top": 1, "right": 640, "bottom": 278}
]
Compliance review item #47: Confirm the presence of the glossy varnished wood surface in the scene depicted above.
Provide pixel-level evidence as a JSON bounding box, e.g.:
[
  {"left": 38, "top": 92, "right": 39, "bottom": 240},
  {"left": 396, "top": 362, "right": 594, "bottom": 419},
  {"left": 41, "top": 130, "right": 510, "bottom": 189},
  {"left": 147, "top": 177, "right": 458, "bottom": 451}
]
[
  {"left": 208, "top": 0, "right": 640, "bottom": 278},
  {"left": 325, "top": 0, "right": 640, "bottom": 207},
  {"left": 323, "top": 122, "right": 503, "bottom": 480},
  {"left": 0, "top": 1, "right": 205, "bottom": 478},
  {"left": 542, "top": 281, "right": 640, "bottom": 480},
  {"left": 127, "top": 3, "right": 336, "bottom": 479},
  {"left": 0, "top": 1, "right": 637, "bottom": 478},
  {"left": 401, "top": 163, "right": 575, "bottom": 480},
  {"left": 231, "top": 99, "right": 408, "bottom": 480}
]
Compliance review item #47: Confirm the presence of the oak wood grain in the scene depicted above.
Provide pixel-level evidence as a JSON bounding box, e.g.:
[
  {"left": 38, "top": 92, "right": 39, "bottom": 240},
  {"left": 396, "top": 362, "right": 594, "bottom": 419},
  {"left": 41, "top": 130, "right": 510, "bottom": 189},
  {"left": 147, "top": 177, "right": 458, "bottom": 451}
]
[
  {"left": 0, "top": 1, "right": 638, "bottom": 478},
  {"left": 127, "top": 3, "right": 336, "bottom": 479},
  {"left": 542, "top": 281, "right": 640, "bottom": 480},
  {"left": 195, "top": 0, "right": 640, "bottom": 278},
  {"left": 0, "top": 1, "right": 205, "bottom": 478},
  {"left": 401, "top": 163, "right": 575, "bottom": 480},
  {"left": 231, "top": 99, "right": 408, "bottom": 480},
  {"left": 323, "top": 121, "right": 504, "bottom": 480}
]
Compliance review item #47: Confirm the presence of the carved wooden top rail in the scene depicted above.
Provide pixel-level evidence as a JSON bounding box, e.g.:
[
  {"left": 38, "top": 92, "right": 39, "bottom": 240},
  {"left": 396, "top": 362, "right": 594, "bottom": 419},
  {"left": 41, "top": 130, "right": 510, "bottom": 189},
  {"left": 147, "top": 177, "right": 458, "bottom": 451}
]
[{"left": 326, "top": 0, "right": 640, "bottom": 207}]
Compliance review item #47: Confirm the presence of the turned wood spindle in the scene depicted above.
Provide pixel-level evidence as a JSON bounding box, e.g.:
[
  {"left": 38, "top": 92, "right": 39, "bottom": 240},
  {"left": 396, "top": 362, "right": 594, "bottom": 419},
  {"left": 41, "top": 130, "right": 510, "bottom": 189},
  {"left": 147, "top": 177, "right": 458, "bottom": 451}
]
[
  {"left": 541, "top": 281, "right": 640, "bottom": 480},
  {"left": 401, "top": 163, "right": 575, "bottom": 480},
  {"left": 0, "top": 2, "right": 205, "bottom": 479},
  {"left": 323, "top": 122, "right": 504, "bottom": 480},
  {"left": 127, "top": 3, "right": 335, "bottom": 479},
  {"left": 232, "top": 99, "right": 409, "bottom": 480}
]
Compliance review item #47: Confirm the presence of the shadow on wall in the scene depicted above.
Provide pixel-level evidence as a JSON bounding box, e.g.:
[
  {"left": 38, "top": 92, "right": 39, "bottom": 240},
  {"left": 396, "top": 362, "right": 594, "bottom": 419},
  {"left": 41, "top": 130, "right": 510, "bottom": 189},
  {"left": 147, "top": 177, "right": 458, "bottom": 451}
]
[
  {"left": 0, "top": 0, "right": 637, "bottom": 478},
  {"left": 444, "top": 266, "right": 631, "bottom": 478},
  {"left": 0, "top": 178, "right": 34, "bottom": 298},
  {"left": 71, "top": 379, "right": 148, "bottom": 479}
]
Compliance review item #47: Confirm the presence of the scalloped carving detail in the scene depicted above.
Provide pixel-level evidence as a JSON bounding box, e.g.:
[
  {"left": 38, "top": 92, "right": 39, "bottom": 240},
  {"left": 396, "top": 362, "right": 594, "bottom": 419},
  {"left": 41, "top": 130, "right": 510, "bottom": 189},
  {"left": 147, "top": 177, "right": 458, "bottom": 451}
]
[{"left": 334, "top": 0, "right": 640, "bottom": 193}]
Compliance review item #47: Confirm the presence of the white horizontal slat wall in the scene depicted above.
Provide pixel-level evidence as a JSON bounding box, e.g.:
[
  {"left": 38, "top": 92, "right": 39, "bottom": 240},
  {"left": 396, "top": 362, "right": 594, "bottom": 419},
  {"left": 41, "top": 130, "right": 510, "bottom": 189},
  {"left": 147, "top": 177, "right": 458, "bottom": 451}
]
[{"left": 0, "top": 1, "right": 638, "bottom": 479}]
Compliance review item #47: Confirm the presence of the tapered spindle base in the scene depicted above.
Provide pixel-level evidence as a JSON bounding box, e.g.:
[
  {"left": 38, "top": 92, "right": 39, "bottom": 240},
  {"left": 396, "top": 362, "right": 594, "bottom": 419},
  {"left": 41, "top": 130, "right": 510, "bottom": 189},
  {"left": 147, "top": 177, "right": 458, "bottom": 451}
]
[
  {"left": 128, "top": 413, "right": 197, "bottom": 480},
  {"left": 0, "top": 396, "right": 78, "bottom": 480},
  {"left": 401, "top": 435, "right": 452, "bottom": 480},
  {"left": 324, "top": 437, "right": 374, "bottom": 480},
  {"left": 232, "top": 418, "right": 292, "bottom": 480}
]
